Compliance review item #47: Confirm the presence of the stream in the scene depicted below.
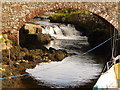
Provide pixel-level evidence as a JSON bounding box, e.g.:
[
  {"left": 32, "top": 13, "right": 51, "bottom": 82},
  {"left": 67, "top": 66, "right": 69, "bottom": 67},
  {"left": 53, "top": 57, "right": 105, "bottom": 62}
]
[{"left": 24, "top": 19, "right": 106, "bottom": 89}]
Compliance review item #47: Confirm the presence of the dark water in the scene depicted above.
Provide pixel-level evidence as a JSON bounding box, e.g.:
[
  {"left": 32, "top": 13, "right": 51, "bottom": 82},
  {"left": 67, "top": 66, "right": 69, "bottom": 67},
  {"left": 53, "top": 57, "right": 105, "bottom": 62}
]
[{"left": 23, "top": 20, "right": 107, "bottom": 89}]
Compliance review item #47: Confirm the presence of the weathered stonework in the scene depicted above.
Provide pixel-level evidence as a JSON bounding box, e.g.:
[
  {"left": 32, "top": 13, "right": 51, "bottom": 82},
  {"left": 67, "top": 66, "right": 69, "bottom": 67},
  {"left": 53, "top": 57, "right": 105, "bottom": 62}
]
[{"left": 1, "top": 1, "right": 120, "bottom": 41}]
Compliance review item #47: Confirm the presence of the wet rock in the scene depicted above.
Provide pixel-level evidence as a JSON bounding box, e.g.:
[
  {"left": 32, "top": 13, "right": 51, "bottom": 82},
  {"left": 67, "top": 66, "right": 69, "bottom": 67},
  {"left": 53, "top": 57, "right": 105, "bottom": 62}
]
[
  {"left": 23, "top": 54, "right": 34, "bottom": 61},
  {"left": 54, "top": 50, "right": 67, "bottom": 61},
  {"left": 46, "top": 53, "right": 55, "bottom": 61},
  {"left": 36, "top": 33, "right": 52, "bottom": 44},
  {"left": 36, "top": 49, "right": 44, "bottom": 56},
  {"left": 2, "top": 44, "right": 74, "bottom": 88},
  {"left": 49, "top": 47, "right": 56, "bottom": 53},
  {"left": 21, "top": 48, "right": 29, "bottom": 54}
]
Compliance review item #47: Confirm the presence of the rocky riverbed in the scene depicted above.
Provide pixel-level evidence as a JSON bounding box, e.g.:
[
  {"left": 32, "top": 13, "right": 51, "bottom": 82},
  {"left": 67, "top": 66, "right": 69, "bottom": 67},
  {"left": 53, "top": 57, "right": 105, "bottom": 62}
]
[
  {"left": 2, "top": 45, "right": 74, "bottom": 88},
  {"left": 2, "top": 23, "right": 74, "bottom": 88}
]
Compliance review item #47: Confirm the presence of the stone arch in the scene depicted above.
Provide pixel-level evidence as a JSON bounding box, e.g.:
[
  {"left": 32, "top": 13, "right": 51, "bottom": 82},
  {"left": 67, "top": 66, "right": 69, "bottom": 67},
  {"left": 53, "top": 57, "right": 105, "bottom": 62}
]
[{"left": 17, "top": 2, "right": 117, "bottom": 31}]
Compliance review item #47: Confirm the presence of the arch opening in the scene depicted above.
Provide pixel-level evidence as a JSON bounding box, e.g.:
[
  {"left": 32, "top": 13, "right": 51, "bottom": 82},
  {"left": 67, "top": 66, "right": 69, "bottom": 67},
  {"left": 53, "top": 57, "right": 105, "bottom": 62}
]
[{"left": 19, "top": 8, "right": 119, "bottom": 55}]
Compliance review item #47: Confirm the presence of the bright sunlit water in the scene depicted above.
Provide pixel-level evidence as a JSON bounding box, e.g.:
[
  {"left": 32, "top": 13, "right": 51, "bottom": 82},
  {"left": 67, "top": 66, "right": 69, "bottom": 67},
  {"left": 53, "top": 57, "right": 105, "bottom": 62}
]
[{"left": 26, "top": 56, "right": 103, "bottom": 88}]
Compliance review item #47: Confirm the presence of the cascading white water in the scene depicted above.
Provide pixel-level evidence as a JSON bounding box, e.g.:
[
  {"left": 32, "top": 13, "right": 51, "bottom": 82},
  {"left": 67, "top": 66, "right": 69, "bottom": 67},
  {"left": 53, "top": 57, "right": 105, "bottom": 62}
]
[
  {"left": 60, "top": 24, "right": 79, "bottom": 36},
  {"left": 41, "top": 24, "right": 87, "bottom": 40},
  {"left": 53, "top": 25, "right": 63, "bottom": 36},
  {"left": 49, "top": 26, "right": 55, "bottom": 35}
]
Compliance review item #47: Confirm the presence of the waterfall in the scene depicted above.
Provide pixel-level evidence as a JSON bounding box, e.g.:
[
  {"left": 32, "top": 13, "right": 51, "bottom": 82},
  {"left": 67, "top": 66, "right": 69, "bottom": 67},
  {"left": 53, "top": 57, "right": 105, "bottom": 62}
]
[
  {"left": 48, "top": 26, "right": 55, "bottom": 35},
  {"left": 53, "top": 25, "right": 63, "bottom": 36},
  {"left": 41, "top": 24, "right": 87, "bottom": 40}
]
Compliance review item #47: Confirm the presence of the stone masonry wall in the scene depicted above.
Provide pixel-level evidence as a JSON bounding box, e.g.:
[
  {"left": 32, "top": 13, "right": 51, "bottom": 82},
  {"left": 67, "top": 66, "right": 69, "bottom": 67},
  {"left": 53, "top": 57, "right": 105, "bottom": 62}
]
[{"left": 1, "top": 2, "right": 120, "bottom": 41}]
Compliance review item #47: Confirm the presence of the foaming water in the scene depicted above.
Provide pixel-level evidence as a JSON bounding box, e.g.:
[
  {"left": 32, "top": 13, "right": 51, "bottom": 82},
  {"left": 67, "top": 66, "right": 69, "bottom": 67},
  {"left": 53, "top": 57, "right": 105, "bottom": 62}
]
[
  {"left": 41, "top": 24, "right": 87, "bottom": 40},
  {"left": 29, "top": 20, "right": 87, "bottom": 40},
  {"left": 45, "top": 39, "right": 88, "bottom": 54},
  {"left": 26, "top": 56, "right": 103, "bottom": 88},
  {"left": 30, "top": 20, "right": 53, "bottom": 26},
  {"left": 26, "top": 20, "right": 104, "bottom": 88}
]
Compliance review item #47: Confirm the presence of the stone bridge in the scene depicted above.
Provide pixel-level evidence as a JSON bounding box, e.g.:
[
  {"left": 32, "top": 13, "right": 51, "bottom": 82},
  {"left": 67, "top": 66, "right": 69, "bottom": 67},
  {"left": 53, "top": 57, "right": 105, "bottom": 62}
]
[{"left": 1, "top": 1, "right": 120, "bottom": 42}]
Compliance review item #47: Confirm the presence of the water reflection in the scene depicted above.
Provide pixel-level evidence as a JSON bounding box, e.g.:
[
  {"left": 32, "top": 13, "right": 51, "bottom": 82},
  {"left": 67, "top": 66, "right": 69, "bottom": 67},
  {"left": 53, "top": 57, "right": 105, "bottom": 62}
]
[{"left": 26, "top": 55, "right": 103, "bottom": 88}]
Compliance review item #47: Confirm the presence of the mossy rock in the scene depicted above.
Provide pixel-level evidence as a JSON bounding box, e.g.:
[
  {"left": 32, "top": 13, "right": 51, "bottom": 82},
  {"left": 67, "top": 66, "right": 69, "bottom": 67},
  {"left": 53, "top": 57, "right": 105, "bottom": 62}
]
[
  {"left": 84, "top": 11, "right": 90, "bottom": 15},
  {"left": 29, "top": 30, "right": 35, "bottom": 34}
]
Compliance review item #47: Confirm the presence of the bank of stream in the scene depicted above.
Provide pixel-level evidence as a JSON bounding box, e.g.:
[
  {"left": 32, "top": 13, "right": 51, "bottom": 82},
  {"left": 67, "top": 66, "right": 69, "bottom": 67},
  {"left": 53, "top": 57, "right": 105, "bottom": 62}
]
[
  {"left": 22, "top": 20, "right": 107, "bottom": 89},
  {"left": 2, "top": 12, "right": 113, "bottom": 89}
]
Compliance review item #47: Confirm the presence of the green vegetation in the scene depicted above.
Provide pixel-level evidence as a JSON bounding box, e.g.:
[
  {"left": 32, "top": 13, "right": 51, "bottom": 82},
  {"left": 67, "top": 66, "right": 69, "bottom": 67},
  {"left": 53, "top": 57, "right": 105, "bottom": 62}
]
[
  {"left": 28, "top": 30, "right": 35, "bottom": 34},
  {"left": 3, "top": 34, "right": 8, "bottom": 39},
  {"left": 48, "top": 9, "right": 90, "bottom": 23},
  {"left": 5, "top": 39, "right": 13, "bottom": 43},
  {"left": 51, "top": 8, "right": 90, "bottom": 15},
  {"left": 46, "top": 8, "right": 114, "bottom": 53},
  {"left": 0, "top": 34, "right": 12, "bottom": 44}
]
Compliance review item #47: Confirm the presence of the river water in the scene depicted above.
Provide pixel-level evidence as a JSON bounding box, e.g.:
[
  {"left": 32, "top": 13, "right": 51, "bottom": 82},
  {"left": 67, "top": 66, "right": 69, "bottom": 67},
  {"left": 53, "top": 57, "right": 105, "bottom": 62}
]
[{"left": 25, "top": 19, "right": 106, "bottom": 89}]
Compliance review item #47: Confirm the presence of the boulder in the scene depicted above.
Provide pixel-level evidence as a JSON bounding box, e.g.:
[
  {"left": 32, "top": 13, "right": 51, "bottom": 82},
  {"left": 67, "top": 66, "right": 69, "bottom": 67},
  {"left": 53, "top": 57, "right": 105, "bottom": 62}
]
[
  {"left": 25, "top": 23, "right": 42, "bottom": 34},
  {"left": 54, "top": 50, "right": 67, "bottom": 61}
]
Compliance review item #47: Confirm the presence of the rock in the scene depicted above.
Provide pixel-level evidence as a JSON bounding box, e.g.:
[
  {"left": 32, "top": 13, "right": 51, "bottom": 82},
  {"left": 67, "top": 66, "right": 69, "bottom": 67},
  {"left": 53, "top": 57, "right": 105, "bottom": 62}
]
[
  {"left": 23, "top": 54, "right": 34, "bottom": 61},
  {"left": 48, "top": 60, "right": 51, "bottom": 62},
  {"left": 2, "top": 57, "right": 10, "bottom": 65},
  {"left": 47, "top": 53, "right": 56, "bottom": 61},
  {"left": 2, "top": 44, "right": 74, "bottom": 87},
  {"left": 0, "top": 68, "right": 6, "bottom": 72},
  {"left": 36, "top": 33, "right": 52, "bottom": 44},
  {"left": 36, "top": 49, "right": 44, "bottom": 56},
  {"left": 49, "top": 47, "right": 56, "bottom": 53},
  {"left": 16, "top": 62, "right": 19, "bottom": 65},
  {"left": 25, "top": 23, "right": 42, "bottom": 34},
  {"left": 34, "top": 55, "right": 42, "bottom": 61},
  {"left": 54, "top": 50, "right": 67, "bottom": 61},
  {"left": 21, "top": 48, "right": 29, "bottom": 54}
]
